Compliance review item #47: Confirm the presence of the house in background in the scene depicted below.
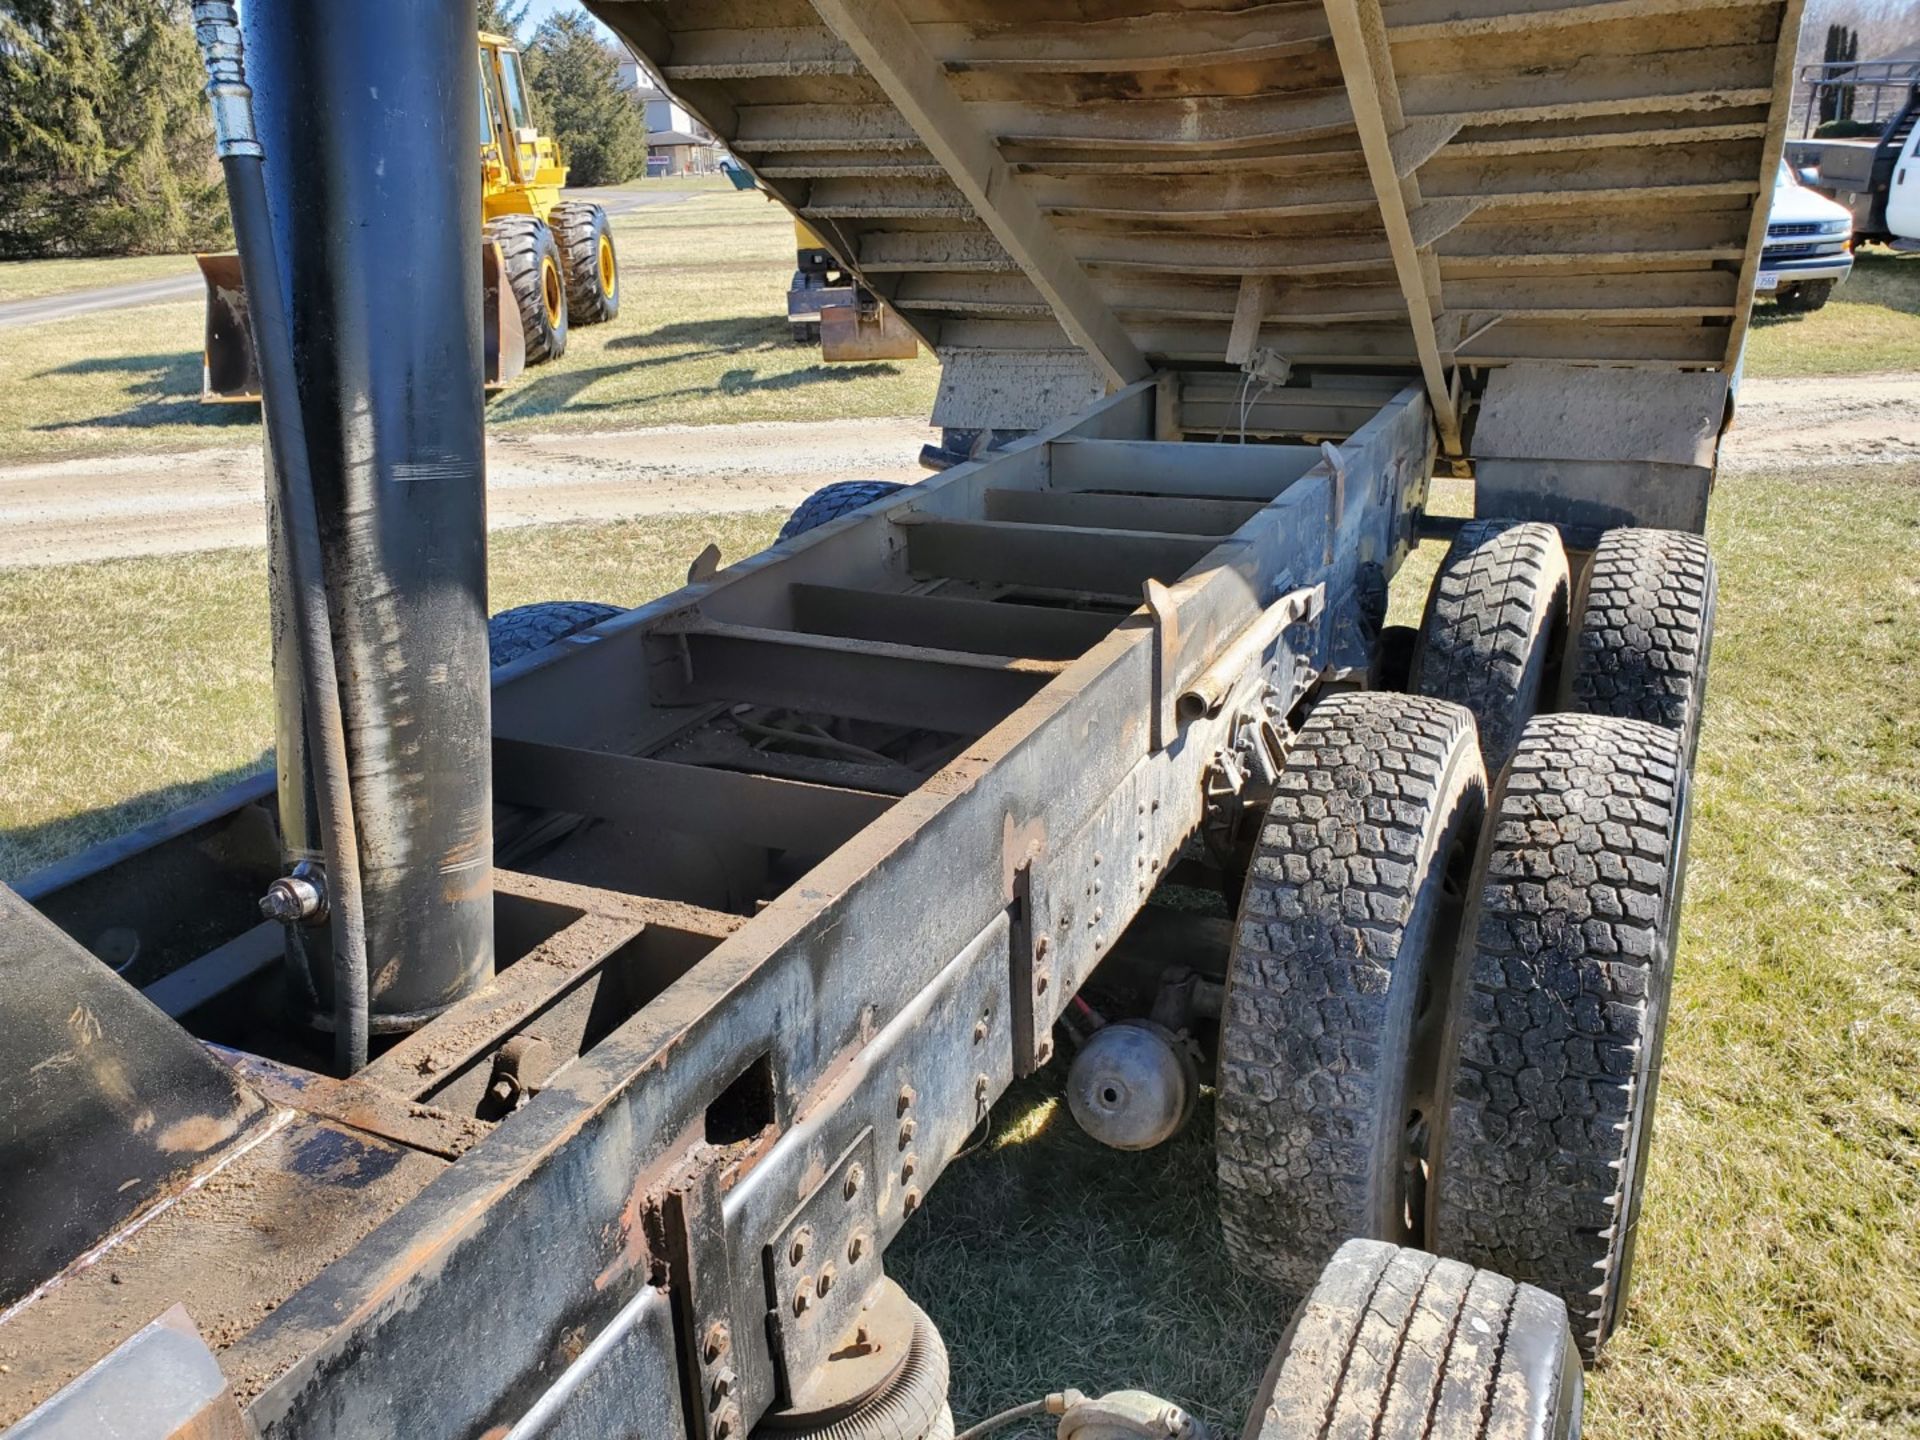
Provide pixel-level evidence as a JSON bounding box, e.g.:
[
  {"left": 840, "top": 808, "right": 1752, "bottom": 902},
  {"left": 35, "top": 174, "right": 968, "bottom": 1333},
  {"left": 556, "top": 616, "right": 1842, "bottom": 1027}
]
[{"left": 614, "top": 55, "right": 722, "bottom": 175}]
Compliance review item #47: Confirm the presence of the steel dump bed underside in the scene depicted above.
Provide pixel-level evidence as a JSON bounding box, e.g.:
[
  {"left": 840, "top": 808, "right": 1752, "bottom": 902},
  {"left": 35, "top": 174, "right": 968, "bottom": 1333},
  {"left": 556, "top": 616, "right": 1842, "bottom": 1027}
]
[{"left": 593, "top": 0, "right": 1801, "bottom": 435}]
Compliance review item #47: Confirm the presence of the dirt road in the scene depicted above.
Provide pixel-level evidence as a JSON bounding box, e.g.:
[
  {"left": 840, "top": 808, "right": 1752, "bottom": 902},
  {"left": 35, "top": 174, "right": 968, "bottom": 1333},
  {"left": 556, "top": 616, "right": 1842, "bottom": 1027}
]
[
  {"left": 1, "top": 372, "right": 1910, "bottom": 567},
  {"left": 1720, "top": 371, "right": 1920, "bottom": 470},
  {"left": 0, "top": 417, "right": 934, "bottom": 566}
]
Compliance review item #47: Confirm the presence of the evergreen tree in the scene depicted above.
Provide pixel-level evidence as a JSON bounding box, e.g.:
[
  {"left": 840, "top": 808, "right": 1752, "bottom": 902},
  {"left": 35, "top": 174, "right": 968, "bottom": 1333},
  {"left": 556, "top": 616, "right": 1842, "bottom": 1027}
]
[
  {"left": 476, "top": 0, "right": 530, "bottom": 42},
  {"left": 526, "top": 10, "right": 646, "bottom": 188},
  {"left": 0, "top": 0, "right": 229, "bottom": 258}
]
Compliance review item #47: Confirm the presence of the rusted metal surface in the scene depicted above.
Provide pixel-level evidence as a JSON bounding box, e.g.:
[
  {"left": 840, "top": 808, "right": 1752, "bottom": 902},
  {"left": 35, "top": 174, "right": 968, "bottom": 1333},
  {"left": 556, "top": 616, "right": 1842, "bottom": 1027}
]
[{"left": 5, "top": 374, "right": 1430, "bottom": 1438}]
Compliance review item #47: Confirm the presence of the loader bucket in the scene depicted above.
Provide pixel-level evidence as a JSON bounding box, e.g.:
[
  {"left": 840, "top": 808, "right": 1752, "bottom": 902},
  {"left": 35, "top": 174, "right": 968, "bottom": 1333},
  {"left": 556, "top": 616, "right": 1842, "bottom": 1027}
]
[
  {"left": 197, "top": 252, "right": 259, "bottom": 403},
  {"left": 483, "top": 238, "right": 525, "bottom": 392},
  {"left": 195, "top": 244, "right": 525, "bottom": 404},
  {"left": 820, "top": 299, "right": 918, "bottom": 362}
]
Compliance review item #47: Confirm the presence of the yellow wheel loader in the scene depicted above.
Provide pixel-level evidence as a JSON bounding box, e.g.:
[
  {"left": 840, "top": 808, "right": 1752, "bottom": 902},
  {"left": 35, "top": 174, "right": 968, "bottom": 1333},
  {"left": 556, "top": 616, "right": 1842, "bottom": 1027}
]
[{"left": 196, "top": 30, "right": 619, "bottom": 401}]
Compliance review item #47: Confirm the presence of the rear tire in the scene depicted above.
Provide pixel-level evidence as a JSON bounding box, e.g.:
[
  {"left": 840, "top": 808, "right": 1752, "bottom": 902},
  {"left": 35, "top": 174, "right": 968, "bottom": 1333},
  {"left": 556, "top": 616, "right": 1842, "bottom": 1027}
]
[
  {"left": 1559, "top": 527, "right": 1715, "bottom": 762},
  {"left": 488, "top": 601, "right": 622, "bottom": 669},
  {"left": 1428, "top": 713, "right": 1691, "bottom": 1363},
  {"left": 778, "top": 480, "right": 909, "bottom": 542},
  {"left": 1411, "top": 519, "right": 1570, "bottom": 772},
  {"left": 488, "top": 215, "right": 569, "bottom": 363},
  {"left": 1217, "top": 693, "right": 1486, "bottom": 1291},
  {"left": 549, "top": 201, "right": 619, "bottom": 325},
  {"left": 1249, "top": 1239, "right": 1582, "bottom": 1439}
]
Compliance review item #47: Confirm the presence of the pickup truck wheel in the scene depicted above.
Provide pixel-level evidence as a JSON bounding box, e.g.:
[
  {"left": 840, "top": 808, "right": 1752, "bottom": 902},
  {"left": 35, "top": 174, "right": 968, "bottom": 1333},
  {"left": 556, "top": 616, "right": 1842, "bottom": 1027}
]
[
  {"left": 1249, "top": 1239, "right": 1582, "bottom": 1439},
  {"left": 1775, "top": 278, "right": 1834, "bottom": 312},
  {"left": 1559, "top": 527, "right": 1715, "bottom": 763},
  {"left": 1428, "top": 713, "right": 1691, "bottom": 1364},
  {"left": 1411, "top": 519, "right": 1570, "bottom": 772},
  {"left": 488, "top": 601, "right": 622, "bottom": 669},
  {"left": 778, "top": 480, "right": 909, "bottom": 542},
  {"left": 1217, "top": 692, "right": 1486, "bottom": 1292}
]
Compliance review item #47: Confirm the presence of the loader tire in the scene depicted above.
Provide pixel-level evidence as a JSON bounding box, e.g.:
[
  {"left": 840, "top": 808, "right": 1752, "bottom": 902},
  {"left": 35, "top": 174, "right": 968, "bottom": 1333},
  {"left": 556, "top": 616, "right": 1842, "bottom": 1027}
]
[
  {"left": 1217, "top": 692, "right": 1486, "bottom": 1292},
  {"left": 1559, "top": 527, "right": 1715, "bottom": 762},
  {"left": 778, "top": 480, "right": 908, "bottom": 543},
  {"left": 1428, "top": 713, "right": 1691, "bottom": 1364},
  {"left": 488, "top": 601, "right": 622, "bottom": 669},
  {"left": 1250, "top": 1239, "right": 1582, "bottom": 1440},
  {"left": 549, "top": 201, "right": 619, "bottom": 324},
  {"left": 488, "top": 215, "right": 569, "bottom": 363},
  {"left": 1412, "top": 519, "right": 1570, "bottom": 773}
]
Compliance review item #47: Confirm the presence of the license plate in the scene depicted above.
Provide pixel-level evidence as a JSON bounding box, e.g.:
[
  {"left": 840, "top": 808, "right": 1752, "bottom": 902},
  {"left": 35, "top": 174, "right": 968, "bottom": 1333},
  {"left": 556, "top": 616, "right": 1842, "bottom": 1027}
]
[{"left": 1756, "top": 271, "right": 1780, "bottom": 292}]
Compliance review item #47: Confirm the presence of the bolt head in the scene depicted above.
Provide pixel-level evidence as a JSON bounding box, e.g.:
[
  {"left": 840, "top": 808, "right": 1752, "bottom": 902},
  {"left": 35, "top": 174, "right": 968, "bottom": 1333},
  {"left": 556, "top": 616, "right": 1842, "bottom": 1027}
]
[
  {"left": 709, "top": 1367, "right": 736, "bottom": 1407},
  {"left": 846, "top": 1231, "right": 867, "bottom": 1263},
  {"left": 896, "top": 1083, "right": 916, "bottom": 1116},
  {"left": 793, "top": 1282, "right": 814, "bottom": 1315},
  {"left": 842, "top": 1163, "right": 864, "bottom": 1200},
  {"left": 897, "top": 1118, "right": 916, "bottom": 1149},
  {"left": 902, "top": 1186, "right": 922, "bottom": 1216},
  {"left": 702, "top": 1322, "right": 730, "bottom": 1364},
  {"left": 789, "top": 1228, "right": 811, "bottom": 1267}
]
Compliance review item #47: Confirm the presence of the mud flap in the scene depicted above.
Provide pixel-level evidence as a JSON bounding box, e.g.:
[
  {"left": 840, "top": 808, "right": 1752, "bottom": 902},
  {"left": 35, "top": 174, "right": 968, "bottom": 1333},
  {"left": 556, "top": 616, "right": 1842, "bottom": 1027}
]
[
  {"left": 820, "top": 297, "right": 918, "bottom": 361},
  {"left": 195, "top": 242, "right": 525, "bottom": 403}
]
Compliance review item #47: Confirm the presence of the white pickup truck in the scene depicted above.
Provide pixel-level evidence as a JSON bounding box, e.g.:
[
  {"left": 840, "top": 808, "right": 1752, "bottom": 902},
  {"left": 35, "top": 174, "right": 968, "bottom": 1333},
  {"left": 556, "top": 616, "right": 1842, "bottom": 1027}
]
[{"left": 1757, "top": 160, "right": 1857, "bottom": 311}]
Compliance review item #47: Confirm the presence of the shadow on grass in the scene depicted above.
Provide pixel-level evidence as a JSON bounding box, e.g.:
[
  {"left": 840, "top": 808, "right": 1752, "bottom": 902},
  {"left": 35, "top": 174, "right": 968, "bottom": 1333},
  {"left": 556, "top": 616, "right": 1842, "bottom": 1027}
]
[
  {"left": 30, "top": 351, "right": 256, "bottom": 436},
  {"left": 609, "top": 315, "right": 796, "bottom": 352},
  {"left": 888, "top": 1075, "right": 1290, "bottom": 1437},
  {"left": 486, "top": 356, "right": 908, "bottom": 424},
  {"left": 1, "top": 754, "right": 271, "bottom": 889}
]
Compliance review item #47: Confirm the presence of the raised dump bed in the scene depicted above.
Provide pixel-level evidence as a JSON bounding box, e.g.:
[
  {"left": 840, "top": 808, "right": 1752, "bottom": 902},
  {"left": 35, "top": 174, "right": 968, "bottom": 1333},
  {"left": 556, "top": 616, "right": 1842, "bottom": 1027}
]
[{"left": 0, "top": 0, "right": 1796, "bottom": 1436}]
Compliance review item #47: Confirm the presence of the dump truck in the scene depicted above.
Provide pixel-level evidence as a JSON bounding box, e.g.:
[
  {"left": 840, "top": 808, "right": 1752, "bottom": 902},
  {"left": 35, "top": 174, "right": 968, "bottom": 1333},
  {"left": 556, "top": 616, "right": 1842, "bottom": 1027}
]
[
  {"left": 195, "top": 29, "right": 620, "bottom": 400},
  {"left": 1, "top": 0, "right": 1800, "bottom": 1436}
]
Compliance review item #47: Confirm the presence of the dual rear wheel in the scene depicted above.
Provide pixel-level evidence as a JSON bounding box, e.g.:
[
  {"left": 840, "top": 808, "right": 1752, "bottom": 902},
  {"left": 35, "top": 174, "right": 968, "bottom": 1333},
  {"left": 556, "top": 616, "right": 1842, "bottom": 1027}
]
[{"left": 1218, "top": 522, "right": 1714, "bottom": 1383}]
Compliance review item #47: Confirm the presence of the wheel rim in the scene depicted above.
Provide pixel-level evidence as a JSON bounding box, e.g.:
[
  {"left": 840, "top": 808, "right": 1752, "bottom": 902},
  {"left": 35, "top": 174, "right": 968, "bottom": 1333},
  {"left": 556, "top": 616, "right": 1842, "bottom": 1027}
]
[
  {"left": 1401, "top": 828, "right": 1474, "bottom": 1246},
  {"left": 542, "top": 255, "right": 563, "bottom": 327},
  {"left": 598, "top": 233, "right": 616, "bottom": 292}
]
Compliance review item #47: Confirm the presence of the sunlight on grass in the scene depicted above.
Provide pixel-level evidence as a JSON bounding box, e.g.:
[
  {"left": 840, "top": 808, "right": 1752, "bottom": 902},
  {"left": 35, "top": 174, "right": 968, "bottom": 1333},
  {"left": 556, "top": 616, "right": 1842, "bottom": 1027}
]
[
  {"left": 1744, "top": 247, "right": 1920, "bottom": 377},
  {"left": 992, "top": 1095, "right": 1062, "bottom": 1150},
  {"left": 0, "top": 192, "right": 937, "bottom": 464}
]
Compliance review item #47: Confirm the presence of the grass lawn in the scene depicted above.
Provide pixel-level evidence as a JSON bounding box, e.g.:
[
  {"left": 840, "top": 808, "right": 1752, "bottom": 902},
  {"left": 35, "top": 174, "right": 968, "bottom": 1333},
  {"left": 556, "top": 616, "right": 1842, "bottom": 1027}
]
[
  {"left": 0, "top": 510, "right": 784, "bottom": 881},
  {"left": 1745, "top": 246, "right": 1920, "bottom": 377},
  {"left": 0, "top": 251, "right": 196, "bottom": 304},
  {"left": 0, "top": 191, "right": 937, "bottom": 464},
  {"left": 4, "top": 465, "right": 1916, "bottom": 1437}
]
